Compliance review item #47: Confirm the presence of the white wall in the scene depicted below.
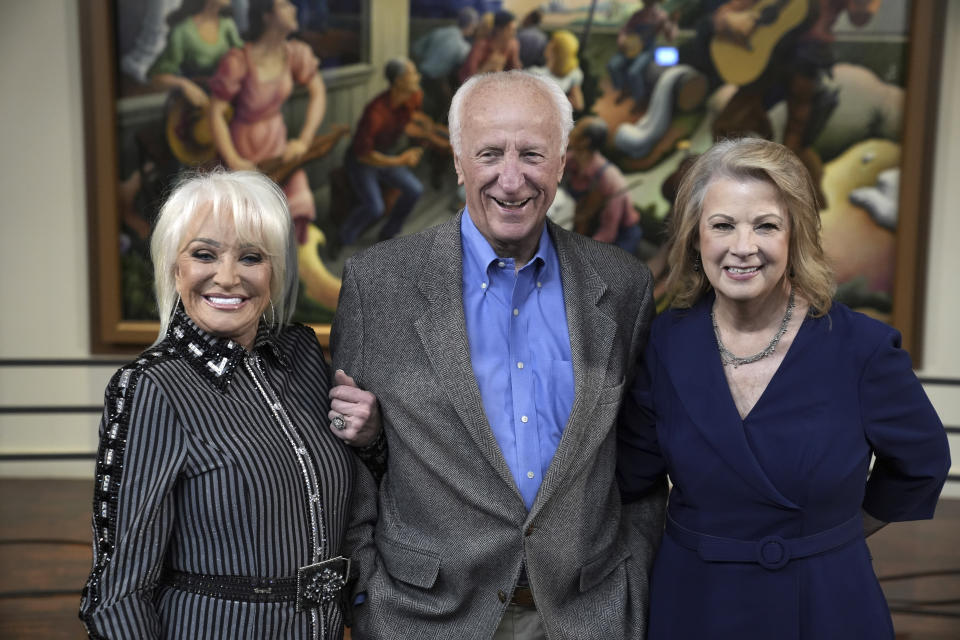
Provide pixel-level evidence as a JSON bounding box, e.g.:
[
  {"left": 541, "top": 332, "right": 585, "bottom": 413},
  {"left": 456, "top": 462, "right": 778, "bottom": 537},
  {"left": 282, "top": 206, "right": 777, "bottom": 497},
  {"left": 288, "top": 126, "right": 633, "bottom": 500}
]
[
  {"left": 0, "top": 1, "right": 89, "bottom": 357},
  {"left": 0, "top": 1, "right": 108, "bottom": 476},
  {"left": 920, "top": 0, "right": 960, "bottom": 497},
  {"left": 0, "top": 0, "right": 958, "bottom": 487}
]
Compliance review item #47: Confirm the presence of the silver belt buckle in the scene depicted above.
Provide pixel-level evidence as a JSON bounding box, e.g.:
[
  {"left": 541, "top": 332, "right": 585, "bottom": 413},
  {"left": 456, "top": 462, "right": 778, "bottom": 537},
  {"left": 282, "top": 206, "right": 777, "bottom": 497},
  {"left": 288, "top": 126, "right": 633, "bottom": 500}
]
[{"left": 296, "top": 556, "right": 351, "bottom": 612}]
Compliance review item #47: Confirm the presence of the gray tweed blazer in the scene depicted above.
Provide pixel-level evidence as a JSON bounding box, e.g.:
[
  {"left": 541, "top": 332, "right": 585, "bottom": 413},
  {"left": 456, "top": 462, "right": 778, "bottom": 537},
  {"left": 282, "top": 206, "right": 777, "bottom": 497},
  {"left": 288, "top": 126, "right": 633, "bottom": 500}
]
[{"left": 333, "top": 213, "right": 666, "bottom": 640}]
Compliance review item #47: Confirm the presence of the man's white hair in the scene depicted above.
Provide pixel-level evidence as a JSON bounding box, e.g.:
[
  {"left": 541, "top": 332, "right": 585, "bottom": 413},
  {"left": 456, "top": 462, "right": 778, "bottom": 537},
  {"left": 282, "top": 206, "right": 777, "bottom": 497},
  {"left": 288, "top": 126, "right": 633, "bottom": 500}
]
[{"left": 447, "top": 70, "right": 574, "bottom": 158}]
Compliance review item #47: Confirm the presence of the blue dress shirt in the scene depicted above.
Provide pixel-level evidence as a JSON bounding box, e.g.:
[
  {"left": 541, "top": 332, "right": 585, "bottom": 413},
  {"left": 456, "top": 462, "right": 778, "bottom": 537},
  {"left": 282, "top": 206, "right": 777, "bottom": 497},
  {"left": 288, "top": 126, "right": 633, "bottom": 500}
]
[{"left": 460, "top": 211, "right": 574, "bottom": 510}]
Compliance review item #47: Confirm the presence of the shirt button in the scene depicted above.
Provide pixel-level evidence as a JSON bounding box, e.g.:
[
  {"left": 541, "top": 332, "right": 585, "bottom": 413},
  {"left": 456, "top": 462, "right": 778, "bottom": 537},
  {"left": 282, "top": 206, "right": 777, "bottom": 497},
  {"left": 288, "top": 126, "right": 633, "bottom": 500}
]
[
  {"left": 517, "top": 362, "right": 524, "bottom": 369},
  {"left": 481, "top": 282, "right": 487, "bottom": 290},
  {"left": 498, "top": 261, "right": 506, "bottom": 268},
  {"left": 537, "top": 281, "right": 542, "bottom": 288},
  {"left": 527, "top": 471, "right": 535, "bottom": 479},
  {"left": 513, "top": 308, "right": 519, "bottom": 316},
  {"left": 525, "top": 524, "right": 535, "bottom": 536},
  {"left": 521, "top": 415, "right": 528, "bottom": 423}
]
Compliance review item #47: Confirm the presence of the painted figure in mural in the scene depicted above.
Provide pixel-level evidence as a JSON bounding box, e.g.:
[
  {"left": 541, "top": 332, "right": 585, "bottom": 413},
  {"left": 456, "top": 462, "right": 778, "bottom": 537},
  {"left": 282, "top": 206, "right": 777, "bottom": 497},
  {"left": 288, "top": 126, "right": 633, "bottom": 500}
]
[
  {"left": 337, "top": 58, "right": 448, "bottom": 252},
  {"left": 148, "top": 0, "right": 244, "bottom": 167},
  {"left": 116, "top": 0, "right": 244, "bottom": 239},
  {"left": 458, "top": 10, "right": 523, "bottom": 82},
  {"left": 516, "top": 9, "right": 549, "bottom": 68},
  {"left": 333, "top": 70, "right": 666, "bottom": 640},
  {"left": 209, "top": 0, "right": 328, "bottom": 246},
  {"left": 120, "top": 0, "right": 182, "bottom": 84},
  {"left": 119, "top": 0, "right": 250, "bottom": 85},
  {"left": 148, "top": 0, "right": 243, "bottom": 108},
  {"left": 474, "top": 9, "right": 494, "bottom": 41},
  {"left": 412, "top": 7, "right": 480, "bottom": 124},
  {"left": 709, "top": 0, "right": 883, "bottom": 206},
  {"left": 612, "top": 61, "right": 708, "bottom": 160},
  {"left": 565, "top": 116, "right": 642, "bottom": 253},
  {"left": 528, "top": 29, "right": 585, "bottom": 112},
  {"left": 79, "top": 170, "right": 381, "bottom": 639},
  {"left": 618, "top": 138, "right": 950, "bottom": 640},
  {"left": 607, "top": 0, "right": 678, "bottom": 106}
]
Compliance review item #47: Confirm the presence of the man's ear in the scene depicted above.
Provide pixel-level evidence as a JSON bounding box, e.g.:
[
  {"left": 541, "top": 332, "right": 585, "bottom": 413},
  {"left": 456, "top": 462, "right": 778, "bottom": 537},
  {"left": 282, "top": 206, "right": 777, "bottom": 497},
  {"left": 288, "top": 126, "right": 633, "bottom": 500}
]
[{"left": 453, "top": 154, "right": 465, "bottom": 186}]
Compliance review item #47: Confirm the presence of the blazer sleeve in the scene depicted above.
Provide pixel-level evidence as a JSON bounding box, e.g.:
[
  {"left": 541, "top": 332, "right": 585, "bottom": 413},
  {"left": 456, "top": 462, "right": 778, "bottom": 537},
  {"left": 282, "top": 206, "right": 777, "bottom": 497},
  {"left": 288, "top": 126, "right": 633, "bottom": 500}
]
[
  {"left": 618, "top": 277, "right": 667, "bottom": 549},
  {"left": 341, "top": 451, "right": 380, "bottom": 622},
  {"left": 331, "top": 258, "right": 365, "bottom": 389},
  {"left": 80, "top": 374, "right": 186, "bottom": 639},
  {"left": 860, "top": 329, "right": 951, "bottom": 522},
  {"left": 618, "top": 280, "right": 668, "bottom": 504},
  {"left": 331, "top": 259, "right": 388, "bottom": 481},
  {"left": 330, "top": 259, "right": 380, "bottom": 614}
]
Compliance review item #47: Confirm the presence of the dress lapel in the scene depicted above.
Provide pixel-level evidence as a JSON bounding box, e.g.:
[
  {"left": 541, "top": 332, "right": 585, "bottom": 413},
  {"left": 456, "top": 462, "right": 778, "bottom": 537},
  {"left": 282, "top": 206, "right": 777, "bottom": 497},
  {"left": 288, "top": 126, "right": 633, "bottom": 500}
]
[
  {"left": 413, "top": 214, "right": 521, "bottom": 499},
  {"left": 530, "top": 225, "right": 617, "bottom": 519},
  {"left": 663, "top": 298, "right": 800, "bottom": 510}
]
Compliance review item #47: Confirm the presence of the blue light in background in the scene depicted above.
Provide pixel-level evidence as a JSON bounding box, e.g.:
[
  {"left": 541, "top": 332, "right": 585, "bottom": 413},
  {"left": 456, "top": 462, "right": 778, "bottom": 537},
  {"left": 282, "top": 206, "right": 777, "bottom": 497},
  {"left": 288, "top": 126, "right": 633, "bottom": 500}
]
[{"left": 655, "top": 46, "right": 679, "bottom": 66}]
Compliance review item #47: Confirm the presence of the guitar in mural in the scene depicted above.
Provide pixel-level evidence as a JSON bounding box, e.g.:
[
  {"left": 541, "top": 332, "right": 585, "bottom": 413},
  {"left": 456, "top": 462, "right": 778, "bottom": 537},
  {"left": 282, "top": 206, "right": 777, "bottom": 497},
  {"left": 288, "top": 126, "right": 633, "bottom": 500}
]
[
  {"left": 258, "top": 123, "right": 351, "bottom": 184},
  {"left": 165, "top": 90, "right": 230, "bottom": 166},
  {"left": 709, "top": 0, "right": 811, "bottom": 86}
]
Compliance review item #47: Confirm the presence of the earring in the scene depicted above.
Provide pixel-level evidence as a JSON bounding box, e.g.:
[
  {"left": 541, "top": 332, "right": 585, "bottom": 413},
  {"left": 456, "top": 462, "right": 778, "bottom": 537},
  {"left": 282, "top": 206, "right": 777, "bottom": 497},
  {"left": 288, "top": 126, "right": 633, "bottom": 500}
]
[
  {"left": 693, "top": 254, "right": 701, "bottom": 272},
  {"left": 170, "top": 294, "right": 181, "bottom": 326},
  {"left": 264, "top": 300, "right": 277, "bottom": 326}
]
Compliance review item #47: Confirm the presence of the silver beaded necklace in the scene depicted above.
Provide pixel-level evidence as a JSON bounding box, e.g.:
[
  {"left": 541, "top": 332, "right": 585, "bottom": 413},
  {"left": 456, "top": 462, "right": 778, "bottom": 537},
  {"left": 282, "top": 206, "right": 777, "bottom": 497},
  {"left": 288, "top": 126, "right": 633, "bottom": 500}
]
[{"left": 712, "top": 288, "right": 796, "bottom": 368}]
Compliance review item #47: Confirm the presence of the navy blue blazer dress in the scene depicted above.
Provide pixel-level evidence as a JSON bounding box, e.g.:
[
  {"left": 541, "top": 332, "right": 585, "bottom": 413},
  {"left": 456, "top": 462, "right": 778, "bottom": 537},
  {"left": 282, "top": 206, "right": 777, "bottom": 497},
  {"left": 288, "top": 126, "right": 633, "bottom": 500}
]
[{"left": 618, "top": 296, "right": 950, "bottom": 640}]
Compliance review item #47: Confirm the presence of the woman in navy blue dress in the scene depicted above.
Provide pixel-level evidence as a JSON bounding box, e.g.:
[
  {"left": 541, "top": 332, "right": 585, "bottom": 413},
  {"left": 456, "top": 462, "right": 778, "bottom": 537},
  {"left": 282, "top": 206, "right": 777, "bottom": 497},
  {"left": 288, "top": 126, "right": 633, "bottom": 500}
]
[{"left": 618, "top": 138, "right": 950, "bottom": 639}]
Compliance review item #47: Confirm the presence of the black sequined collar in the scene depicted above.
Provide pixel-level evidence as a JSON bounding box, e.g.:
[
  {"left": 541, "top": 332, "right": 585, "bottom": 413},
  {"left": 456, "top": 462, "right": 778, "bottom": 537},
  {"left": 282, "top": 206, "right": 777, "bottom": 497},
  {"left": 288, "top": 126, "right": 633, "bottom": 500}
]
[{"left": 166, "top": 307, "right": 289, "bottom": 391}]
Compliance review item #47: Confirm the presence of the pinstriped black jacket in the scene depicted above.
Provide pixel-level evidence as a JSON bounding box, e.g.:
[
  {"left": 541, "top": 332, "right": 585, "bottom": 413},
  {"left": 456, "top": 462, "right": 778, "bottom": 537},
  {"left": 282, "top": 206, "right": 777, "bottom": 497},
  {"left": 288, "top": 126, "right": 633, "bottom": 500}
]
[{"left": 80, "top": 310, "right": 369, "bottom": 639}]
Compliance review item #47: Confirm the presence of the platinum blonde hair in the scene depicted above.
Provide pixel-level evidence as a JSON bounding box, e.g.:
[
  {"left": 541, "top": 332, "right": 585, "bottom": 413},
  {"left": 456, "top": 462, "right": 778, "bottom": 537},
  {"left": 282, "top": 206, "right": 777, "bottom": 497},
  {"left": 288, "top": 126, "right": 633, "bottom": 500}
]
[
  {"left": 448, "top": 70, "right": 574, "bottom": 158},
  {"left": 150, "top": 170, "right": 299, "bottom": 343}
]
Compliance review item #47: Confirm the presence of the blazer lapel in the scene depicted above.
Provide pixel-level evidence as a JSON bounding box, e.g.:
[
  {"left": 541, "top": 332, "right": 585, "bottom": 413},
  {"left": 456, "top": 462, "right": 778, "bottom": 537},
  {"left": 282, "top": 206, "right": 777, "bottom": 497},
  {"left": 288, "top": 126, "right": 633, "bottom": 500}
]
[
  {"left": 664, "top": 299, "right": 799, "bottom": 510},
  {"left": 413, "top": 215, "right": 521, "bottom": 499},
  {"left": 530, "top": 225, "right": 617, "bottom": 519}
]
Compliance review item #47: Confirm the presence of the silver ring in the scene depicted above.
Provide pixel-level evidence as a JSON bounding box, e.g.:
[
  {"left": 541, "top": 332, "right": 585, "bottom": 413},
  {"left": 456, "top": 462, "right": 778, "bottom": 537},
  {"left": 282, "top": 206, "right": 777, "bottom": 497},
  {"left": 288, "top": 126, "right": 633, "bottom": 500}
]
[{"left": 331, "top": 415, "right": 346, "bottom": 431}]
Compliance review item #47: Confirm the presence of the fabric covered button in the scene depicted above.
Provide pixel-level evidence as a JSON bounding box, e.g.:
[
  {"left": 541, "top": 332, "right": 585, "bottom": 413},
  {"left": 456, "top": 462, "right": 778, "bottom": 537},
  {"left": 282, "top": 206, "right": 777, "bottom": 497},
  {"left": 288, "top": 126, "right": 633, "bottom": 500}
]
[{"left": 756, "top": 536, "right": 790, "bottom": 570}]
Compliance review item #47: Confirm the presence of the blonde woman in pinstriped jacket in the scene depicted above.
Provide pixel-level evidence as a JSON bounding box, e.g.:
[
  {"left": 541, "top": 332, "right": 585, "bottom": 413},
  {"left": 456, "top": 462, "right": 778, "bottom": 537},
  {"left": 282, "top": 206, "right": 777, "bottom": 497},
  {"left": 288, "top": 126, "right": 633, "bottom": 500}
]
[{"left": 80, "top": 170, "right": 380, "bottom": 639}]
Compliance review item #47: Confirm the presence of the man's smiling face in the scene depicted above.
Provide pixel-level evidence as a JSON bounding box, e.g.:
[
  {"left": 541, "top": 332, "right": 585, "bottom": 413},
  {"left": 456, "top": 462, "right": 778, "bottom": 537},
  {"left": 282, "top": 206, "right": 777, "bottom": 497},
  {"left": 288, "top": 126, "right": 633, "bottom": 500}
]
[{"left": 454, "top": 81, "right": 565, "bottom": 264}]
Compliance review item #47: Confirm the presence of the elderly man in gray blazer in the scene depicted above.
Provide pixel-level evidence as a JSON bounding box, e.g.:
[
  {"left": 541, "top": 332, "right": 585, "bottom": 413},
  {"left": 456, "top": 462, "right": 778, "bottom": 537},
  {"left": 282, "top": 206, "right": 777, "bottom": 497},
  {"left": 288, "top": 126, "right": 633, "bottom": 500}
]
[{"left": 330, "top": 70, "right": 667, "bottom": 639}]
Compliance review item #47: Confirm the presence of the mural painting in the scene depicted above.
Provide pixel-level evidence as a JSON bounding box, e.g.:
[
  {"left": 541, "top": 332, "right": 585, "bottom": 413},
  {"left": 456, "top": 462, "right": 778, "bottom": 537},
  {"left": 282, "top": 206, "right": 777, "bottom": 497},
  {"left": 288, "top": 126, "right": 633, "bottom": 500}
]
[
  {"left": 502, "top": 0, "right": 912, "bottom": 317},
  {"left": 108, "top": 0, "right": 361, "bottom": 330},
  {"left": 85, "top": 0, "right": 937, "bottom": 350}
]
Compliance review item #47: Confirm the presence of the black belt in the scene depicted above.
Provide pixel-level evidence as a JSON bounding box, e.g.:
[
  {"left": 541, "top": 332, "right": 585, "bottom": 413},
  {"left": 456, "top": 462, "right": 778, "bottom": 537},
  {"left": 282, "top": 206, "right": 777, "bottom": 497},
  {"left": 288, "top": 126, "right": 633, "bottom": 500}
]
[
  {"left": 160, "top": 556, "right": 350, "bottom": 611},
  {"left": 666, "top": 514, "right": 862, "bottom": 571},
  {"left": 510, "top": 585, "right": 536, "bottom": 608}
]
